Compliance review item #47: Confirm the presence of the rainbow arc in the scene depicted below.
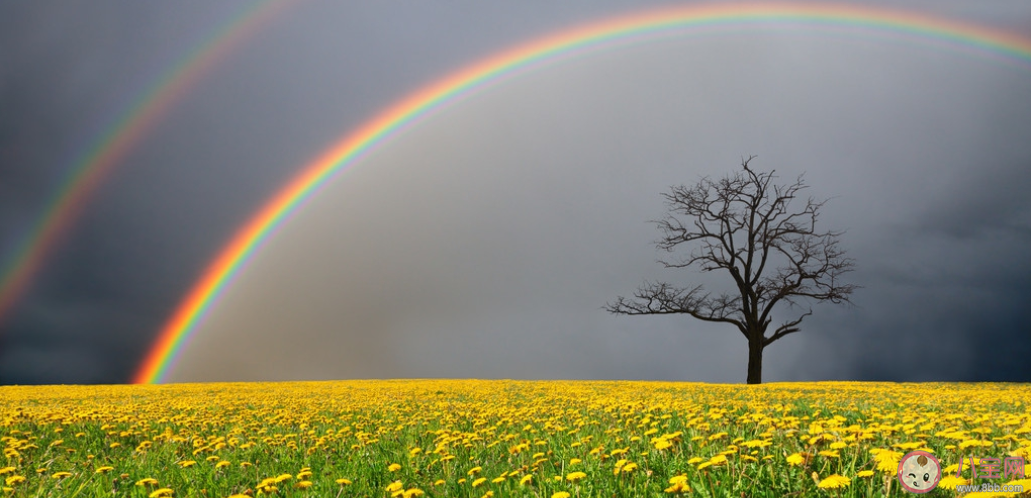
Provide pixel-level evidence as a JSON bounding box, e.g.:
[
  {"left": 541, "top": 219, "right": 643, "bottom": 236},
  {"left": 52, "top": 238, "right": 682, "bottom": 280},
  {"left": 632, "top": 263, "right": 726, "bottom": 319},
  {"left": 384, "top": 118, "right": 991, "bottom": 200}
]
[{"left": 133, "top": 3, "right": 1031, "bottom": 384}]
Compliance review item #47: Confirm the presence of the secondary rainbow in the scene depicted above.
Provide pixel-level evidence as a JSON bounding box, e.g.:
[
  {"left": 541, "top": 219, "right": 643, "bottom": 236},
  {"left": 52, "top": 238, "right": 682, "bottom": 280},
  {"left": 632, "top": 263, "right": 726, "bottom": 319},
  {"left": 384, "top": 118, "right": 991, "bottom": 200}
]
[
  {"left": 0, "top": 0, "right": 295, "bottom": 323},
  {"left": 134, "top": 2, "right": 1031, "bottom": 384}
]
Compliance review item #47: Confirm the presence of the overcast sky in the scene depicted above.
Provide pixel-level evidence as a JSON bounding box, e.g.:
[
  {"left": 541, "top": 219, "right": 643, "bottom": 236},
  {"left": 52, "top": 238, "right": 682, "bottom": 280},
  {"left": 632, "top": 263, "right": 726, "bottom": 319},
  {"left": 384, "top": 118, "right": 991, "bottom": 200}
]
[{"left": 1, "top": 1, "right": 1029, "bottom": 385}]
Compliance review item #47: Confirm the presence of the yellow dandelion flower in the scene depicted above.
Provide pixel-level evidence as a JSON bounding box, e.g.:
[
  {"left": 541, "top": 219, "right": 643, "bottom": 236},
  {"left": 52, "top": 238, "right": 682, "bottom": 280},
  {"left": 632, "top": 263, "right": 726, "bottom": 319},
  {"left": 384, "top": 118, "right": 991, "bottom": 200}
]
[
  {"left": 566, "top": 471, "right": 587, "bottom": 482},
  {"left": 856, "top": 470, "right": 874, "bottom": 478},
  {"left": 4, "top": 476, "right": 25, "bottom": 486},
  {"left": 480, "top": 492, "right": 493, "bottom": 498},
  {"left": 215, "top": 461, "right": 230, "bottom": 469},
  {"left": 872, "top": 450, "right": 902, "bottom": 474},
  {"left": 433, "top": 479, "right": 445, "bottom": 486},
  {"left": 569, "top": 458, "right": 582, "bottom": 465},
  {"left": 0, "top": 468, "right": 14, "bottom": 476},
  {"left": 149, "top": 488, "right": 174, "bottom": 498},
  {"left": 622, "top": 462, "right": 638, "bottom": 473},
  {"left": 386, "top": 481, "right": 404, "bottom": 493},
  {"left": 273, "top": 474, "right": 292, "bottom": 483},
  {"left": 818, "top": 450, "right": 840, "bottom": 458},
  {"left": 709, "top": 455, "right": 728, "bottom": 465},
  {"left": 612, "top": 459, "right": 627, "bottom": 475},
  {"left": 136, "top": 477, "right": 159, "bottom": 486},
  {"left": 697, "top": 461, "right": 713, "bottom": 471},
  {"left": 552, "top": 492, "right": 571, "bottom": 498},
  {"left": 95, "top": 466, "right": 114, "bottom": 474},
  {"left": 664, "top": 481, "right": 691, "bottom": 493},
  {"left": 520, "top": 475, "right": 533, "bottom": 486},
  {"left": 336, "top": 478, "right": 353, "bottom": 485},
  {"left": 297, "top": 481, "right": 312, "bottom": 489},
  {"left": 388, "top": 463, "right": 402, "bottom": 472},
  {"left": 177, "top": 461, "right": 196, "bottom": 468},
  {"left": 817, "top": 474, "right": 851, "bottom": 489},
  {"left": 404, "top": 489, "right": 425, "bottom": 498},
  {"left": 687, "top": 457, "right": 704, "bottom": 465},
  {"left": 876, "top": 458, "right": 898, "bottom": 473},
  {"left": 937, "top": 475, "right": 969, "bottom": 490},
  {"left": 52, "top": 472, "right": 73, "bottom": 479},
  {"left": 472, "top": 477, "right": 487, "bottom": 488}
]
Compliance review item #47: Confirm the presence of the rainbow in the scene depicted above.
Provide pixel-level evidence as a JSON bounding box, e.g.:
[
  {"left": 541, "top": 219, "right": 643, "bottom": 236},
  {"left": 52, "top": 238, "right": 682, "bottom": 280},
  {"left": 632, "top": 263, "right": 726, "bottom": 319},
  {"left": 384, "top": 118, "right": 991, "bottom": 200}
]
[
  {"left": 0, "top": 0, "right": 295, "bottom": 324},
  {"left": 134, "top": 2, "right": 1031, "bottom": 384}
]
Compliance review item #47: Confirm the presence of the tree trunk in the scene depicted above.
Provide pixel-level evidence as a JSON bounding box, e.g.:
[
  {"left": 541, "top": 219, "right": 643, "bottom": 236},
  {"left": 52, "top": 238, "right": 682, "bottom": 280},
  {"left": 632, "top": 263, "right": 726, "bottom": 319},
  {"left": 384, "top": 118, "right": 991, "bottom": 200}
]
[{"left": 746, "top": 337, "right": 763, "bottom": 384}]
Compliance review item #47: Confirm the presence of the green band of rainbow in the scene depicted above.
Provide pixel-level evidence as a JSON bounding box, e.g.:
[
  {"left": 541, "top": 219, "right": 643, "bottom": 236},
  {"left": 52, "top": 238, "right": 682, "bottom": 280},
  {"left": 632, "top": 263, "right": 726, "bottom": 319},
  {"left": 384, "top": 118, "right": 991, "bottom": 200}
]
[
  {"left": 134, "top": 2, "right": 1031, "bottom": 384},
  {"left": 0, "top": 0, "right": 293, "bottom": 323}
]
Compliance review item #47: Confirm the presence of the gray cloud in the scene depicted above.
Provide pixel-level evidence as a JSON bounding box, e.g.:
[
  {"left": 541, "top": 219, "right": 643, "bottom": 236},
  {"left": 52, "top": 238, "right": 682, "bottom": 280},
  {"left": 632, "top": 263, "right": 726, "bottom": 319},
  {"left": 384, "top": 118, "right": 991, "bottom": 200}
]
[{"left": 1, "top": 1, "right": 1029, "bottom": 384}]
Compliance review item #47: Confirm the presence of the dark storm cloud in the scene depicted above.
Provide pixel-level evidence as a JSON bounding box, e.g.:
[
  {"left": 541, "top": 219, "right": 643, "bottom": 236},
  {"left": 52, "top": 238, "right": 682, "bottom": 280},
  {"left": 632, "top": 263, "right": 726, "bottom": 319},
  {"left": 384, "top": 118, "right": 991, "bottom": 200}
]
[
  {"left": 779, "top": 150, "right": 1031, "bottom": 383},
  {"left": 820, "top": 79, "right": 1031, "bottom": 383},
  {"left": 1, "top": 0, "right": 1029, "bottom": 384},
  {"left": 808, "top": 180, "right": 1031, "bottom": 382}
]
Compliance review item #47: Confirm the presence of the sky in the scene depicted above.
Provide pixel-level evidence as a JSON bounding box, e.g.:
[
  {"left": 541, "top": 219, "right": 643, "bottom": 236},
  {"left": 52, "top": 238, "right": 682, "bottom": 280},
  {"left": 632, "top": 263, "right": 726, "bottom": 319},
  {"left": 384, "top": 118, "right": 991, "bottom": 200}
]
[{"left": 0, "top": 0, "right": 1029, "bottom": 385}]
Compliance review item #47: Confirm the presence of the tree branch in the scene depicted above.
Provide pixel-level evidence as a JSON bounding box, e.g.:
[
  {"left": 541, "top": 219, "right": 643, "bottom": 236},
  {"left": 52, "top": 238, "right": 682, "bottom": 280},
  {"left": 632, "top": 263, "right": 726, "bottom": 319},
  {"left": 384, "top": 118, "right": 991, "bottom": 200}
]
[
  {"left": 763, "top": 309, "right": 812, "bottom": 347},
  {"left": 605, "top": 282, "right": 747, "bottom": 339}
]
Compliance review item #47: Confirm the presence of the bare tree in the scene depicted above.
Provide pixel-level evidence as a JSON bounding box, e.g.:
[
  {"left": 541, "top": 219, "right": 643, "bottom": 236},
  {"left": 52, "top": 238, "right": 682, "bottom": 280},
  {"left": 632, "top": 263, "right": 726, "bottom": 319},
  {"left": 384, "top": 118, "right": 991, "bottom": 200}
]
[{"left": 606, "top": 157, "right": 857, "bottom": 384}]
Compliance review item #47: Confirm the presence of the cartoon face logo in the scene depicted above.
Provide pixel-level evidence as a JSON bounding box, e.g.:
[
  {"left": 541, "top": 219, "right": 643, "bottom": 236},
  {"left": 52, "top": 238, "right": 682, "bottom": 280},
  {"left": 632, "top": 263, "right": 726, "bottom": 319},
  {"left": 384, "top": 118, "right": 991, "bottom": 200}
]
[{"left": 897, "top": 451, "right": 941, "bottom": 493}]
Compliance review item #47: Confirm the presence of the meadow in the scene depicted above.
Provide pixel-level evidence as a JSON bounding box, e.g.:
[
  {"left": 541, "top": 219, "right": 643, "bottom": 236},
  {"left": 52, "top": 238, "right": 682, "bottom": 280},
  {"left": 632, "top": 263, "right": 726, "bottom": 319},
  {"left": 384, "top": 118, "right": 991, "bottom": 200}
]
[{"left": 1, "top": 380, "right": 1029, "bottom": 497}]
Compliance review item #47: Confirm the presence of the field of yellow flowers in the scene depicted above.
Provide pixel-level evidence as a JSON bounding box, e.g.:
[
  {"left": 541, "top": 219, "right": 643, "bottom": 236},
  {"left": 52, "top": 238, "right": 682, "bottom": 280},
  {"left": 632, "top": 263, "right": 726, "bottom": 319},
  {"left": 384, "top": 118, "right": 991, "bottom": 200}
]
[{"left": 1, "top": 380, "right": 1029, "bottom": 497}]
